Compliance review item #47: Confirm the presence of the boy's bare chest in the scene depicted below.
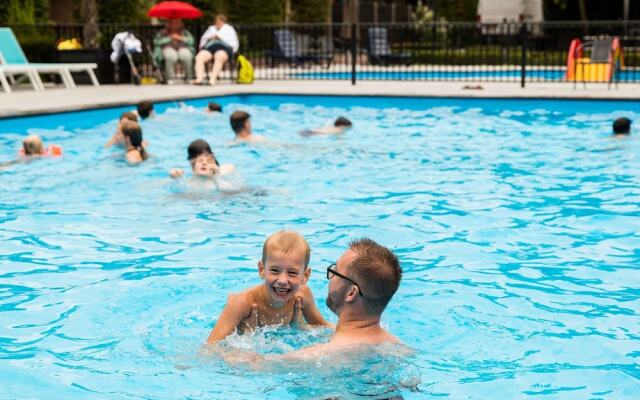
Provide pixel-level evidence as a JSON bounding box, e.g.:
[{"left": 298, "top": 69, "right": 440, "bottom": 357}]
[{"left": 239, "top": 304, "right": 295, "bottom": 332}]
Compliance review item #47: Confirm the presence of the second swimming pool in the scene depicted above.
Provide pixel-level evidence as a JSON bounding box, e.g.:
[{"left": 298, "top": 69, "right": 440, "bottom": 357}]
[{"left": 0, "top": 95, "right": 639, "bottom": 399}]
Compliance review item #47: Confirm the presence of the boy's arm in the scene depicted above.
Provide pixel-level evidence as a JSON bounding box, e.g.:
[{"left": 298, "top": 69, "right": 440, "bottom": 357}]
[
  {"left": 299, "top": 286, "right": 333, "bottom": 328},
  {"left": 206, "top": 294, "right": 252, "bottom": 344}
]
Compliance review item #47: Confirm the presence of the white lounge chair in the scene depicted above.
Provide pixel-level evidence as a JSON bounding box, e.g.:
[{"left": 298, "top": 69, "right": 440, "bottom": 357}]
[{"left": 0, "top": 27, "right": 99, "bottom": 93}]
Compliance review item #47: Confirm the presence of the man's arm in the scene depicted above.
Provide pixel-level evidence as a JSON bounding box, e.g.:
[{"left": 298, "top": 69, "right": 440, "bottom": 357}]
[{"left": 206, "top": 293, "right": 252, "bottom": 343}]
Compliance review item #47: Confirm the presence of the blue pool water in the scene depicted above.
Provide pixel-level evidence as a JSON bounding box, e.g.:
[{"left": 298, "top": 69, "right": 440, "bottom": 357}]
[
  {"left": 1, "top": 95, "right": 639, "bottom": 399},
  {"left": 294, "top": 69, "right": 638, "bottom": 82}
]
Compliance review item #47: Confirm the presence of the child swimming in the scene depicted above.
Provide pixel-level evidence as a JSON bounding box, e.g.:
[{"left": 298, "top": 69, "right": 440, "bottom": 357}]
[
  {"left": 206, "top": 230, "right": 331, "bottom": 343},
  {"left": 20, "top": 134, "right": 63, "bottom": 157},
  {"left": 121, "top": 120, "right": 148, "bottom": 164},
  {"left": 104, "top": 111, "right": 138, "bottom": 148},
  {"left": 169, "top": 139, "right": 235, "bottom": 183}
]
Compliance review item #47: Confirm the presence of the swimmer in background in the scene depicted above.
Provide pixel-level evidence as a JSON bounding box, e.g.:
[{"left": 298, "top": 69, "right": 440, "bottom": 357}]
[
  {"left": 2, "top": 134, "right": 63, "bottom": 168},
  {"left": 612, "top": 117, "right": 631, "bottom": 137},
  {"left": 206, "top": 230, "right": 331, "bottom": 344},
  {"left": 207, "top": 102, "right": 222, "bottom": 113},
  {"left": 299, "top": 116, "right": 352, "bottom": 137},
  {"left": 169, "top": 139, "right": 235, "bottom": 186},
  {"left": 104, "top": 112, "right": 139, "bottom": 148},
  {"left": 121, "top": 120, "right": 148, "bottom": 164},
  {"left": 2, "top": 134, "right": 62, "bottom": 168},
  {"left": 229, "top": 110, "right": 266, "bottom": 144},
  {"left": 136, "top": 101, "right": 155, "bottom": 120}
]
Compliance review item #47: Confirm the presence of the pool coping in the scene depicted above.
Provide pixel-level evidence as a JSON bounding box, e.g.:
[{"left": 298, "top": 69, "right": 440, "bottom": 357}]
[{"left": 2, "top": 80, "right": 640, "bottom": 119}]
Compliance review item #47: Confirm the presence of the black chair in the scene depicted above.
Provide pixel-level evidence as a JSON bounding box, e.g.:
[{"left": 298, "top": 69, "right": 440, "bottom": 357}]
[
  {"left": 367, "top": 27, "right": 412, "bottom": 66},
  {"left": 267, "top": 29, "right": 332, "bottom": 68}
]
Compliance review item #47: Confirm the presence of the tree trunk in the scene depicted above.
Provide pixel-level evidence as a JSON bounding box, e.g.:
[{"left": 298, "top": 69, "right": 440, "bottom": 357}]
[{"left": 81, "top": 0, "right": 98, "bottom": 49}]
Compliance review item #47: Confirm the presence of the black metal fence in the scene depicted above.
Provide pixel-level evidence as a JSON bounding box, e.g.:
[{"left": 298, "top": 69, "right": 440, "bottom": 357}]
[{"left": 8, "top": 21, "right": 640, "bottom": 85}]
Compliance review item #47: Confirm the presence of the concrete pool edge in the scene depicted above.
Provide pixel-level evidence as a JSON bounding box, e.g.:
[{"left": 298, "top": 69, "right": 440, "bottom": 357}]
[{"left": 2, "top": 80, "right": 640, "bottom": 119}]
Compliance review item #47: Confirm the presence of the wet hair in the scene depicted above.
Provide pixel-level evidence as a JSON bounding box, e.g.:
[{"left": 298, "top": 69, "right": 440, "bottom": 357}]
[
  {"left": 187, "top": 139, "right": 219, "bottom": 166},
  {"left": 230, "top": 110, "right": 251, "bottom": 134},
  {"left": 137, "top": 101, "right": 154, "bottom": 119},
  {"left": 262, "top": 230, "right": 311, "bottom": 269},
  {"left": 334, "top": 116, "right": 352, "bottom": 128},
  {"left": 122, "top": 121, "right": 148, "bottom": 160},
  {"left": 22, "top": 134, "right": 43, "bottom": 155},
  {"left": 120, "top": 111, "right": 138, "bottom": 122},
  {"left": 613, "top": 117, "right": 631, "bottom": 135},
  {"left": 208, "top": 102, "right": 222, "bottom": 112},
  {"left": 347, "top": 238, "right": 402, "bottom": 315}
]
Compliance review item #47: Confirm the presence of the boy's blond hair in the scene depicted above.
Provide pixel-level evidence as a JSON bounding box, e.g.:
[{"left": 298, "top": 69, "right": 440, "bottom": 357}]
[{"left": 261, "top": 230, "right": 311, "bottom": 268}]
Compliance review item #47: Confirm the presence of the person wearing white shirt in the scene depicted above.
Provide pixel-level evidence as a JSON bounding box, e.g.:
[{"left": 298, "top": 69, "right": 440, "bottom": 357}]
[{"left": 192, "top": 15, "right": 239, "bottom": 86}]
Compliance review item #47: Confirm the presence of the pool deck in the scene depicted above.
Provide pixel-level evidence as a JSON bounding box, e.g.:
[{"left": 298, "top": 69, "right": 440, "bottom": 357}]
[{"left": 1, "top": 80, "right": 640, "bottom": 118}]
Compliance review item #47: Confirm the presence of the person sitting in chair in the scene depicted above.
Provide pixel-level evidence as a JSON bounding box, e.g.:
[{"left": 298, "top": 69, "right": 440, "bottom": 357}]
[
  {"left": 192, "top": 14, "right": 239, "bottom": 86},
  {"left": 153, "top": 18, "right": 195, "bottom": 84}
]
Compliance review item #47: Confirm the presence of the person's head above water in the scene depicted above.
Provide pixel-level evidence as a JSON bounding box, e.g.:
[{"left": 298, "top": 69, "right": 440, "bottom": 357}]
[
  {"left": 613, "top": 117, "right": 631, "bottom": 135},
  {"left": 261, "top": 230, "right": 311, "bottom": 269},
  {"left": 120, "top": 111, "right": 138, "bottom": 123},
  {"left": 137, "top": 101, "right": 154, "bottom": 119},
  {"left": 230, "top": 110, "right": 251, "bottom": 136},
  {"left": 259, "top": 230, "right": 312, "bottom": 306},
  {"left": 334, "top": 116, "right": 352, "bottom": 128},
  {"left": 208, "top": 102, "right": 222, "bottom": 113},
  {"left": 327, "top": 238, "right": 401, "bottom": 317},
  {"left": 22, "top": 134, "right": 44, "bottom": 156},
  {"left": 187, "top": 139, "right": 219, "bottom": 177}
]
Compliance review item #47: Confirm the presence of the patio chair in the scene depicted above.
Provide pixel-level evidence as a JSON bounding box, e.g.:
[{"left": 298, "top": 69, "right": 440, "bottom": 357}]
[
  {"left": 267, "top": 29, "right": 332, "bottom": 68},
  {"left": 0, "top": 27, "right": 99, "bottom": 93},
  {"left": 367, "top": 27, "right": 412, "bottom": 66}
]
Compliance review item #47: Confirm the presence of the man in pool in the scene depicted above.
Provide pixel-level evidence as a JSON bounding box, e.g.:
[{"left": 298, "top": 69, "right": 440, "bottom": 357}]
[
  {"left": 205, "top": 230, "right": 331, "bottom": 343},
  {"left": 213, "top": 238, "right": 403, "bottom": 361},
  {"left": 612, "top": 117, "right": 631, "bottom": 137},
  {"left": 299, "top": 116, "right": 353, "bottom": 137},
  {"left": 229, "top": 110, "right": 265, "bottom": 144}
]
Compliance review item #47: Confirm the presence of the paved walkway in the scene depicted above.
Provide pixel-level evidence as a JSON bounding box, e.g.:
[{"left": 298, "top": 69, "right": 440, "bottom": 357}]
[{"left": 1, "top": 80, "right": 640, "bottom": 118}]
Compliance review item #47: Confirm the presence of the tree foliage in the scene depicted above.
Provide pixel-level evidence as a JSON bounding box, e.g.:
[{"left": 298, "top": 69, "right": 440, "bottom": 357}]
[
  {"left": 0, "top": 0, "right": 50, "bottom": 25},
  {"left": 292, "top": 0, "right": 330, "bottom": 23}
]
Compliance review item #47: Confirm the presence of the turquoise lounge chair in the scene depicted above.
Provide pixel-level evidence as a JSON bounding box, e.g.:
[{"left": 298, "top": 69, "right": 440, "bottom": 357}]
[{"left": 0, "top": 27, "right": 99, "bottom": 93}]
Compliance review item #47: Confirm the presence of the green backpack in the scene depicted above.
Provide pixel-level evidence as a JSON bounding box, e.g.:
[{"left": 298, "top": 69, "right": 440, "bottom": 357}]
[{"left": 236, "top": 54, "right": 254, "bottom": 84}]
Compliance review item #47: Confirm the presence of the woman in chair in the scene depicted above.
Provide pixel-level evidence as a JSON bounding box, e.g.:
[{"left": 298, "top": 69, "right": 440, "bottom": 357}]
[
  {"left": 192, "top": 15, "right": 239, "bottom": 86},
  {"left": 153, "top": 18, "right": 195, "bottom": 83}
]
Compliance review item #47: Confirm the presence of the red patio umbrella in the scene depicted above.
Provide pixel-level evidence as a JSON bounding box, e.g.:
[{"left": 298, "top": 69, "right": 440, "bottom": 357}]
[{"left": 147, "top": 1, "right": 203, "bottom": 19}]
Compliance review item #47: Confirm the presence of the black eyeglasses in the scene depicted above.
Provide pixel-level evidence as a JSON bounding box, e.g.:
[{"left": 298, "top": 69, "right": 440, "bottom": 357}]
[{"left": 326, "top": 263, "right": 363, "bottom": 297}]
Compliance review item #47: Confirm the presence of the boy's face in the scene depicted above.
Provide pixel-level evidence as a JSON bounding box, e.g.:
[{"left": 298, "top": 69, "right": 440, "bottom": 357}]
[
  {"left": 191, "top": 153, "right": 218, "bottom": 177},
  {"left": 258, "top": 249, "right": 310, "bottom": 306}
]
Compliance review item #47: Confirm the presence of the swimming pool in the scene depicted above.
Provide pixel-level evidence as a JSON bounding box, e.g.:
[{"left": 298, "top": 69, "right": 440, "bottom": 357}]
[
  {"left": 1, "top": 94, "right": 639, "bottom": 399},
  {"left": 293, "top": 69, "right": 639, "bottom": 82}
]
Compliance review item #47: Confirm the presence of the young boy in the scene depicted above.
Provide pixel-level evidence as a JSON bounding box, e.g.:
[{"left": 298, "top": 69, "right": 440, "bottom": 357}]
[
  {"left": 229, "top": 110, "right": 265, "bottom": 144},
  {"left": 206, "top": 231, "right": 330, "bottom": 343},
  {"left": 104, "top": 111, "right": 138, "bottom": 148},
  {"left": 169, "top": 138, "right": 235, "bottom": 179}
]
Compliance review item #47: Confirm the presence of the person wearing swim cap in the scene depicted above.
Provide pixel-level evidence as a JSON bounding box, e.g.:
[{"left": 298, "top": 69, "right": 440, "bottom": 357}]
[{"left": 169, "top": 139, "right": 235, "bottom": 179}]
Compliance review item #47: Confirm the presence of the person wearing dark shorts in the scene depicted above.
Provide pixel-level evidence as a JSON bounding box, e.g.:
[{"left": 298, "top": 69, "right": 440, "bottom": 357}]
[{"left": 192, "top": 15, "right": 239, "bottom": 86}]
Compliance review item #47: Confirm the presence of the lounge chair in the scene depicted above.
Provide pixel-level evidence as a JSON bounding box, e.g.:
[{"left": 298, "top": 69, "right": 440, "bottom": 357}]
[
  {"left": 367, "top": 27, "right": 412, "bottom": 66},
  {"left": 267, "top": 29, "right": 332, "bottom": 68},
  {"left": 0, "top": 27, "right": 99, "bottom": 92}
]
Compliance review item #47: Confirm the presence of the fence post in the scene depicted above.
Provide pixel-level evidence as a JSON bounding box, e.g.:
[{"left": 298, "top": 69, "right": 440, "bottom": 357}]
[
  {"left": 351, "top": 23, "right": 357, "bottom": 85},
  {"left": 520, "top": 23, "right": 527, "bottom": 88}
]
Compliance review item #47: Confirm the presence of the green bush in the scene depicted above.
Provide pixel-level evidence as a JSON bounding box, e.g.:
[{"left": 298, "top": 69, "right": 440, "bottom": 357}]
[{"left": 292, "top": 0, "right": 329, "bottom": 23}]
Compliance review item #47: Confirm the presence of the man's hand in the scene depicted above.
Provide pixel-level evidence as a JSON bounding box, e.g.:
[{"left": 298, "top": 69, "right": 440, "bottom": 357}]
[{"left": 291, "top": 297, "right": 310, "bottom": 330}]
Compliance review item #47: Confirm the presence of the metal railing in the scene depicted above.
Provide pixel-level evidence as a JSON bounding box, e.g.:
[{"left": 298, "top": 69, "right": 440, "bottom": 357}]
[{"left": 8, "top": 21, "right": 640, "bottom": 86}]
